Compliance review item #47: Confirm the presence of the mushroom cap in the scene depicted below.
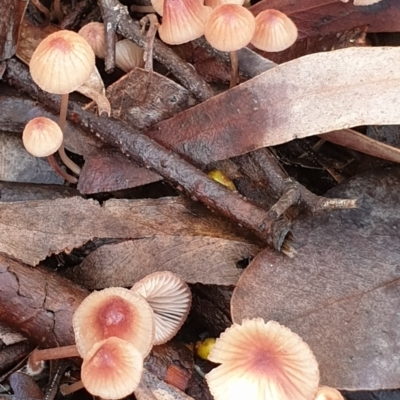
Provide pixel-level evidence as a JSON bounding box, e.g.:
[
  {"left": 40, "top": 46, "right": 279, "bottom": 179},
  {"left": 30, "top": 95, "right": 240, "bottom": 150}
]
[
  {"left": 251, "top": 9, "right": 298, "bottom": 52},
  {"left": 315, "top": 386, "right": 344, "bottom": 400},
  {"left": 81, "top": 337, "right": 143, "bottom": 399},
  {"left": 204, "top": 4, "right": 255, "bottom": 52},
  {"left": 205, "top": 0, "right": 244, "bottom": 8},
  {"left": 78, "top": 22, "right": 106, "bottom": 59},
  {"left": 159, "top": 0, "right": 212, "bottom": 45},
  {"left": 115, "top": 39, "right": 144, "bottom": 72},
  {"left": 22, "top": 117, "right": 63, "bottom": 157},
  {"left": 73, "top": 287, "right": 155, "bottom": 358},
  {"left": 132, "top": 271, "right": 192, "bottom": 345},
  {"left": 353, "top": 0, "right": 383, "bottom": 4},
  {"left": 30, "top": 30, "right": 95, "bottom": 94},
  {"left": 206, "top": 319, "right": 320, "bottom": 400},
  {"left": 150, "top": 0, "right": 164, "bottom": 15}
]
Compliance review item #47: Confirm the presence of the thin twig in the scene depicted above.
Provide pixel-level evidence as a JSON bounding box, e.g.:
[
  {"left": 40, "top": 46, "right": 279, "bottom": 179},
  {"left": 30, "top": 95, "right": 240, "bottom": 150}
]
[
  {"left": 30, "top": 0, "right": 51, "bottom": 23},
  {"left": 140, "top": 13, "right": 159, "bottom": 71}
]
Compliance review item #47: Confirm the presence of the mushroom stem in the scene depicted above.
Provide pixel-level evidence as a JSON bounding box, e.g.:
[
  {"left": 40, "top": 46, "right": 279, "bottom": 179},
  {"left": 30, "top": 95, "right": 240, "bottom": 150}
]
[
  {"left": 58, "top": 93, "right": 81, "bottom": 175},
  {"left": 60, "top": 380, "right": 85, "bottom": 396},
  {"left": 229, "top": 50, "right": 238, "bottom": 88},
  {"left": 29, "top": 345, "right": 80, "bottom": 365},
  {"left": 47, "top": 154, "right": 78, "bottom": 184}
]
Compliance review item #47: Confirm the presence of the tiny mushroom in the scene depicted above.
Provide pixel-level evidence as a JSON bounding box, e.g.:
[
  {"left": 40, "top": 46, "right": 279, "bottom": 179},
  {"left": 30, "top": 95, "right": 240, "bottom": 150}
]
[
  {"left": 205, "top": 0, "right": 244, "bottom": 8},
  {"left": 132, "top": 271, "right": 192, "bottom": 345},
  {"left": 251, "top": 9, "right": 298, "bottom": 52},
  {"left": 340, "top": 0, "right": 383, "bottom": 4},
  {"left": 30, "top": 30, "right": 96, "bottom": 176},
  {"left": 206, "top": 318, "right": 320, "bottom": 400},
  {"left": 81, "top": 337, "right": 144, "bottom": 399},
  {"left": 72, "top": 287, "right": 155, "bottom": 358},
  {"left": 115, "top": 39, "right": 145, "bottom": 72},
  {"left": 159, "top": 0, "right": 212, "bottom": 45},
  {"left": 204, "top": 4, "right": 255, "bottom": 87},
  {"left": 78, "top": 22, "right": 107, "bottom": 58},
  {"left": 315, "top": 386, "right": 345, "bottom": 400}
]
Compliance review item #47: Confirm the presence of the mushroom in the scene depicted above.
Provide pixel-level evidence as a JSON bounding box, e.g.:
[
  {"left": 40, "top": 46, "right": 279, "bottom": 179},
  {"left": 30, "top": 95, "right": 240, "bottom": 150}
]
[
  {"left": 204, "top": 4, "right": 255, "bottom": 87},
  {"left": 22, "top": 116, "right": 77, "bottom": 184},
  {"left": 251, "top": 9, "right": 298, "bottom": 52},
  {"left": 115, "top": 39, "right": 145, "bottom": 72},
  {"left": 81, "top": 337, "right": 143, "bottom": 399},
  {"left": 131, "top": 272, "right": 192, "bottom": 345},
  {"left": 205, "top": 0, "right": 244, "bottom": 9},
  {"left": 159, "top": 0, "right": 212, "bottom": 45},
  {"left": 78, "top": 22, "right": 107, "bottom": 58},
  {"left": 340, "top": 0, "right": 383, "bottom": 4},
  {"left": 315, "top": 386, "right": 344, "bottom": 400},
  {"left": 29, "top": 30, "right": 96, "bottom": 176},
  {"left": 206, "top": 318, "right": 320, "bottom": 400},
  {"left": 72, "top": 287, "right": 155, "bottom": 358}
]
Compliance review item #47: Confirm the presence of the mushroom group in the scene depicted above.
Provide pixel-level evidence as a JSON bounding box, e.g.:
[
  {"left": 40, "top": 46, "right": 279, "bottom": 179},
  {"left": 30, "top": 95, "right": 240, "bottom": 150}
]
[{"left": 28, "top": 271, "right": 192, "bottom": 399}]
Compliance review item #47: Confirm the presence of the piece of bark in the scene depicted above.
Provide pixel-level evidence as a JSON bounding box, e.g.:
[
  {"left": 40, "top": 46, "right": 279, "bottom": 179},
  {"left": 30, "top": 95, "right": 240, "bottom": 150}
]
[
  {"left": 0, "top": 342, "right": 31, "bottom": 373},
  {"left": 0, "top": 196, "right": 253, "bottom": 266},
  {"left": 9, "top": 372, "right": 44, "bottom": 400},
  {"left": 231, "top": 166, "right": 400, "bottom": 390},
  {"left": 0, "top": 0, "right": 27, "bottom": 61},
  {"left": 66, "top": 237, "right": 260, "bottom": 288},
  {"left": 88, "top": 68, "right": 197, "bottom": 130},
  {"left": 0, "top": 322, "right": 26, "bottom": 345}
]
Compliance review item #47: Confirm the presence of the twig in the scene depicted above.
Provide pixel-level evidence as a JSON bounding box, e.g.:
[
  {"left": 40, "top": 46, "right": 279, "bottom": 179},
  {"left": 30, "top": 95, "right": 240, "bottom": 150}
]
[
  {"left": 140, "top": 13, "right": 159, "bottom": 71},
  {"left": 30, "top": 0, "right": 51, "bottom": 23},
  {"left": 5, "top": 58, "right": 290, "bottom": 250},
  {"left": 53, "top": 0, "right": 64, "bottom": 22},
  {"left": 97, "top": 0, "right": 117, "bottom": 72},
  {"left": 97, "top": 0, "right": 214, "bottom": 101},
  {"left": 60, "top": 0, "right": 94, "bottom": 30}
]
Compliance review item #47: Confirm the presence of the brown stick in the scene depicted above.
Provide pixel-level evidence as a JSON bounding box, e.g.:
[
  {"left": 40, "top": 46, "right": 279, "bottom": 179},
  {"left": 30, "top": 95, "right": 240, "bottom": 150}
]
[
  {"left": 97, "top": 0, "right": 117, "bottom": 73},
  {"left": 5, "top": 58, "right": 289, "bottom": 249},
  {"left": 140, "top": 13, "right": 159, "bottom": 71},
  {"left": 97, "top": 0, "right": 214, "bottom": 101}
]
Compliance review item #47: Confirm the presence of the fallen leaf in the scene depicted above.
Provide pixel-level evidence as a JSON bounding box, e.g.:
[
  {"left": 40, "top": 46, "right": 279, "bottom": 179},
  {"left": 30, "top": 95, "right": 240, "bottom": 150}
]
[
  {"left": 231, "top": 167, "right": 400, "bottom": 390},
  {"left": 146, "top": 47, "right": 400, "bottom": 165},
  {"left": 0, "top": 197, "right": 252, "bottom": 266},
  {"left": 66, "top": 237, "right": 259, "bottom": 288}
]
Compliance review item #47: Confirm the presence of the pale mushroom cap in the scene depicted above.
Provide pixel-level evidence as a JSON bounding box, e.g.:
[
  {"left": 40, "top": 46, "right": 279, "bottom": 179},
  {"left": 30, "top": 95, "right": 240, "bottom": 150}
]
[
  {"left": 205, "top": 0, "right": 245, "bottom": 9},
  {"left": 151, "top": 0, "right": 164, "bottom": 15},
  {"left": 315, "top": 386, "right": 344, "bottom": 400},
  {"left": 159, "top": 0, "right": 212, "bottom": 45},
  {"left": 81, "top": 337, "right": 143, "bottom": 399},
  {"left": 204, "top": 4, "right": 256, "bottom": 52},
  {"left": 30, "top": 30, "right": 95, "bottom": 94},
  {"left": 206, "top": 319, "right": 320, "bottom": 400},
  {"left": 73, "top": 287, "right": 155, "bottom": 358},
  {"left": 132, "top": 271, "right": 192, "bottom": 345},
  {"left": 251, "top": 9, "right": 298, "bottom": 52},
  {"left": 353, "top": 0, "right": 383, "bottom": 4},
  {"left": 22, "top": 117, "right": 63, "bottom": 157},
  {"left": 78, "top": 22, "right": 106, "bottom": 58},
  {"left": 115, "top": 39, "right": 144, "bottom": 72}
]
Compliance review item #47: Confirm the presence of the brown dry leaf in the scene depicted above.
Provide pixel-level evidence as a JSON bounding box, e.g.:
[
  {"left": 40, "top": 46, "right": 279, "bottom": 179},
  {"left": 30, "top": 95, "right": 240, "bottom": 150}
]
[
  {"left": 231, "top": 167, "right": 400, "bottom": 390},
  {"left": 0, "top": 196, "right": 252, "bottom": 266},
  {"left": 146, "top": 47, "right": 400, "bottom": 166},
  {"left": 67, "top": 237, "right": 259, "bottom": 288},
  {"left": 250, "top": 0, "right": 400, "bottom": 38}
]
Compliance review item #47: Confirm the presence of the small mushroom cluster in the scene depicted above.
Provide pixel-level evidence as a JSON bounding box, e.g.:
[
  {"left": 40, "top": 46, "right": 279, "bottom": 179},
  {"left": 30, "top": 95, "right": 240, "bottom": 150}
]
[
  {"left": 28, "top": 271, "right": 192, "bottom": 399},
  {"left": 150, "top": 0, "right": 298, "bottom": 87}
]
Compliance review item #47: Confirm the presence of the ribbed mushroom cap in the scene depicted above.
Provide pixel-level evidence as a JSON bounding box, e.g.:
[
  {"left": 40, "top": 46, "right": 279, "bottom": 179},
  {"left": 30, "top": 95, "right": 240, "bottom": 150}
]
[
  {"left": 73, "top": 287, "right": 155, "bottom": 358},
  {"left": 159, "top": 0, "right": 212, "bottom": 45},
  {"left": 30, "top": 30, "right": 95, "bottom": 95},
  {"left": 204, "top": 4, "right": 255, "bottom": 52},
  {"left": 22, "top": 117, "right": 63, "bottom": 157},
  {"left": 81, "top": 337, "right": 143, "bottom": 399},
  {"left": 251, "top": 9, "right": 298, "bottom": 52},
  {"left": 115, "top": 39, "right": 144, "bottom": 71},
  {"left": 78, "top": 22, "right": 106, "bottom": 58},
  {"left": 150, "top": 0, "right": 164, "bottom": 15},
  {"left": 315, "top": 386, "right": 344, "bottom": 400},
  {"left": 205, "top": 0, "right": 244, "bottom": 8},
  {"left": 353, "top": 0, "right": 382, "bottom": 4},
  {"left": 132, "top": 272, "right": 192, "bottom": 345},
  {"left": 206, "top": 319, "right": 320, "bottom": 400}
]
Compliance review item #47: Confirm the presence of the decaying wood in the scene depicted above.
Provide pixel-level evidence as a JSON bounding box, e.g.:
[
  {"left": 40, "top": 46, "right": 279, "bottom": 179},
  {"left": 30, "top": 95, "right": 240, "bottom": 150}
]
[
  {"left": 0, "top": 196, "right": 256, "bottom": 266},
  {"left": 5, "top": 59, "right": 290, "bottom": 251},
  {"left": 0, "top": 0, "right": 27, "bottom": 61}
]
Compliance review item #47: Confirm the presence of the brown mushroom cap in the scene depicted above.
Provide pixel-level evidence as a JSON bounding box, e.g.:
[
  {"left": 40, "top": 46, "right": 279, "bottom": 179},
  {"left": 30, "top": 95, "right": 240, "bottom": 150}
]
[
  {"left": 78, "top": 22, "right": 106, "bottom": 59},
  {"left": 159, "top": 0, "right": 212, "bottom": 45},
  {"left": 206, "top": 319, "right": 319, "bottom": 400},
  {"left": 30, "top": 30, "right": 95, "bottom": 95},
  {"left": 22, "top": 117, "right": 63, "bottom": 157},
  {"left": 132, "top": 272, "right": 192, "bottom": 345},
  {"left": 251, "top": 9, "right": 298, "bottom": 52},
  {"left": 81, "top": 337, "right": 143, "bottom": 399},
  {"left": 73, "top": 287, "right": 155, "bottom": 358},
  {"left": 204, "top": 4, "right": 255, "bottom": 52}
]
